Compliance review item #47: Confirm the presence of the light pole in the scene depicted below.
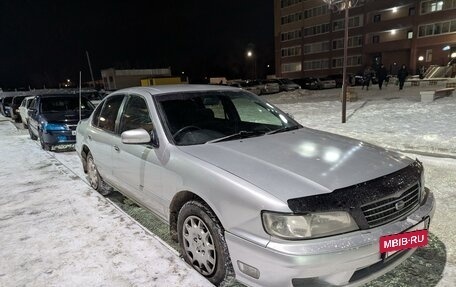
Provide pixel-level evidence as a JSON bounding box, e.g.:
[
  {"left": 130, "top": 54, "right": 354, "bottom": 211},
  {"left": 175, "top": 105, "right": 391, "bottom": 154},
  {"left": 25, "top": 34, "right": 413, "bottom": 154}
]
[
  {"left": 323, "top": 0, "right": 352, "bottom": 123},
  {"left": 247, "top": 50, "right": 257, "bottom": 79}
]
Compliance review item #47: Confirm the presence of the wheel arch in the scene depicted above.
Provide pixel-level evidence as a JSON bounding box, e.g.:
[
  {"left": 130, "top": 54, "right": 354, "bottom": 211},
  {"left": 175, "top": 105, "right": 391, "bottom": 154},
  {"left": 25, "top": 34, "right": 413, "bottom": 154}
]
[
  {"left": 169, "top": 190, "right": 223, "bottom": 242},
  {"left": 81, "top": 144, "right": 91, "bottom": 173}
]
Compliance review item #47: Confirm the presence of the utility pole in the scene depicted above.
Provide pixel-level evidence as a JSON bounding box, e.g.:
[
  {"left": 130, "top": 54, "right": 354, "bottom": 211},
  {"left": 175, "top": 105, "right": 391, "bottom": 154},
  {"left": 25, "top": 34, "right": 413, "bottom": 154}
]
[
  {"left": 341, "top": 0, "right": 349, "bottom": 123},
  {"left": 323, "top": 0, "right": 352, "bottom": 123},
  {"left": 86, "top": 51, "right": 95, "bottom": 87}
]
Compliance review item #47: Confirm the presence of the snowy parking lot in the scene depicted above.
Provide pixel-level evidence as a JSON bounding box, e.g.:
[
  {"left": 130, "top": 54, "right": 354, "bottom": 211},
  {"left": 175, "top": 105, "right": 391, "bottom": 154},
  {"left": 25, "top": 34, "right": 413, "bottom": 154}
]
[{"left": 1, "top": 84, "right": 455, "bottom": 286}]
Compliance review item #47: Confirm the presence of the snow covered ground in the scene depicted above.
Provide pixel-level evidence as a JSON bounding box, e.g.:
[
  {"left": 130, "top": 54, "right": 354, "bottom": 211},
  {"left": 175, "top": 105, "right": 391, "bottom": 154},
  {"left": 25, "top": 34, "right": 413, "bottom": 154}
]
[
  {"left": 0, "top": 121, "right": 212, "bottom": 287},
  {"left": 0, "top": 84, "right": 455, "bottom": 287},
  {"left": 265, "top": 84, "right": 456, "bottom": 157}
]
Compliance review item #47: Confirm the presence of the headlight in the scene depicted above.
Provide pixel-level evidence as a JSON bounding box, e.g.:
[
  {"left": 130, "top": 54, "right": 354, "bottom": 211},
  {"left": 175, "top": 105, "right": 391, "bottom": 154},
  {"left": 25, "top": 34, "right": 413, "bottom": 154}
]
[
  {"left": 44, "top": 123, "right": 68, "bottom": 131},
  {"left": 262, "top": 211, "right": 358, "bottom": 240}
]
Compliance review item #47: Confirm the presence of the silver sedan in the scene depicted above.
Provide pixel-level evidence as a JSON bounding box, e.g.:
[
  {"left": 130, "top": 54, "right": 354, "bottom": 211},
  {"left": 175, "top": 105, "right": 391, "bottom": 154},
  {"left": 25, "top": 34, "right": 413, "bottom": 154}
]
[{"left": 76, "top": 85, "right": 435, "bottom": 287}]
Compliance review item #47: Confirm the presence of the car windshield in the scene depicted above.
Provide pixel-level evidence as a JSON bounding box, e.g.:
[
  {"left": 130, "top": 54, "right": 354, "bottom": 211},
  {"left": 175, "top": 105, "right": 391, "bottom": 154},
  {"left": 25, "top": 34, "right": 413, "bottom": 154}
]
[
  {"left": 157, "top": 90, "right": 301, "bottom": 146},
  {"left": 40, "top": 96, "right": 94, "bottom": 113},
  {"left": 3, "top": 97, "right": 13, "bottom": 105},
  {"left": 13, "top": 96, "right": 26, "bottom": 104}
]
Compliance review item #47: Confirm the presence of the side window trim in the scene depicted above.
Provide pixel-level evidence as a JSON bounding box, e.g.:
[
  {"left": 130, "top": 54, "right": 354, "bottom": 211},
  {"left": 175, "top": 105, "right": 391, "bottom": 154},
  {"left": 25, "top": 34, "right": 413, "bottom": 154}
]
[
  {"left": 91, "top": 100, "right": 104, "bottom": 128},
  {"left": 118, "top": 93, "right": 153, "bottom": 135},
  {"left": 95, "top": 94, "right": 126, "bottom": 135}
]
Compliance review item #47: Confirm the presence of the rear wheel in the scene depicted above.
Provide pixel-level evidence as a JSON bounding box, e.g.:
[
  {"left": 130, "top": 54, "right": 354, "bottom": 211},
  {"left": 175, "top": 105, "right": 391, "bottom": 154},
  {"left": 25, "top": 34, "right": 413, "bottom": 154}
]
[
  {"left": 87, "top": 152, "right": 112, "bottom": 196},
  {"left": 178, "top": 201, "right": 234, "bottom": 286}
]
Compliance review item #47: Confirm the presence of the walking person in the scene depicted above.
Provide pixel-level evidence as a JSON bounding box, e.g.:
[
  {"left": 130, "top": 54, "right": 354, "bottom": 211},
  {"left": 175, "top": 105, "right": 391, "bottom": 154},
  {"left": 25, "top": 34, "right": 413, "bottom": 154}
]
[
  {"left": 361, "top": 66, "right": 373, "bottom": 90},
  {"left": 397, "top": 64, "right": 408, "bottom": 90},
  {"left": 377, "top": 64, "right": 388, "bottom": 90}
]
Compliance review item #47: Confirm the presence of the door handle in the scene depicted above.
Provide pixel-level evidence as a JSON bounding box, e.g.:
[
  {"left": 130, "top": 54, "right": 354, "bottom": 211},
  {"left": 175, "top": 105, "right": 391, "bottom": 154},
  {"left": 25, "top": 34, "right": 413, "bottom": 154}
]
[
  {"left": 88, "top": 135, "right": 92, "bottom": 140},
  {"left": 113, "top": 145, "right": 120, "bottom": 152}
]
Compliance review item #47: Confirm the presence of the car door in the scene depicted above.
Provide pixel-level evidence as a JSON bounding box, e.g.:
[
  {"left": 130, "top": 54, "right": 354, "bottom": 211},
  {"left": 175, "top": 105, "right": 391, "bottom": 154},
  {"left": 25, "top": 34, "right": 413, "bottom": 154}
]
[
  {"left": 111, "top": 93, "right": 166, "bottom": 217},
  {"left": 27, "top": 98, "right": 39, "bottom": 136},
  {"left": 88, "top": 94, "right": 125, "bottom": 185}
]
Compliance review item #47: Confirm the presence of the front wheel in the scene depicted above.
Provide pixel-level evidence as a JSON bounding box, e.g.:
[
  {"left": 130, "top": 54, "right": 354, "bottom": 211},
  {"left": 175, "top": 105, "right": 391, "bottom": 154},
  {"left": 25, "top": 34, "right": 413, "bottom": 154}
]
[
  {"left": 178, "top": 201, "right": 234, "bottom": 286},
  {"left": 39, "top": 132, "right": 51, "bottom": 151}
]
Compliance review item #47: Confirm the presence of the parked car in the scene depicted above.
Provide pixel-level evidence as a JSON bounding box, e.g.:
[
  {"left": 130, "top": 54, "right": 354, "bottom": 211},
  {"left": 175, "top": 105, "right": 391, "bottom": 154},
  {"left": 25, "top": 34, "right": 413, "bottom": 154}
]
[
  {"left": 0, "top": 96, "right": 14, "bottom": 117},
  {"left": 227, "top": 80, "right": 262, "bottom": 95},
  {"left": 349, "top": 74, "right": 365, "bottom": 86},
  {"left": 10, "top": 95, "right": 27, "bottom": 122},
  {"left": 294, "top": 77, "right": 322, "bottom": 90},
  {"left": 318, "top": 77, "right": 337, "bottom": 89},
  {"left": 76, "top": 85, "right": 434, "bottom": 287},
  {"left": 266, "top": 78, "right": 301, "bottom": 92},
  {"left": 19, "top": 96, "right": 35, "bottom": 128},
  {"left": 28, "top": 93, "right": 94, "bottom": 150},
  {"left": 327, "top": 74, "right": 344, "bottom": 88},
  {"left": 258, "top": 79, "right": 280, "bottom": 94},
  {"left": 82, "top": 90, "right": 105, "bottom": 106}
]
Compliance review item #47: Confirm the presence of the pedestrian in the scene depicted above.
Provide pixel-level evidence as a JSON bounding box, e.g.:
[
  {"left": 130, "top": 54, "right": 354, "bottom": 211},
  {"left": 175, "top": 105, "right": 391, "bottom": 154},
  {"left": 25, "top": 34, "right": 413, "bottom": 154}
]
[
  {"left": 377, "top": 64, "right": 388, "bottom": 90},
  {"left": 361, "top": 66, "right": 373, "bottom": 90},
  {"left": 397, "top": 64, "right": 408, "bottom": 90}
]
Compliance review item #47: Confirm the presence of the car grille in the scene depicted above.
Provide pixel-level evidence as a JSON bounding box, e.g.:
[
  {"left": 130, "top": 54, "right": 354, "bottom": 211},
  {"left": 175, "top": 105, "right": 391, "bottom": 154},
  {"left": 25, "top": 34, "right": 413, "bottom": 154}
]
[
  {"left": 67, "top": 124, "right": 77, "bottom": 131},
  {"left": 361, "top": 183, "right": 420, "bottom": 228}
]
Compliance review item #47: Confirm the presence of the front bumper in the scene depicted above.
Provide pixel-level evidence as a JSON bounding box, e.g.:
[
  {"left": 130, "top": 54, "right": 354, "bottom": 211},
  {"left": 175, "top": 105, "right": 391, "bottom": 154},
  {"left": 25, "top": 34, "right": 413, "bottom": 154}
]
[
  {"left": 226, "top": 192, "right": 435, "bottom": 287},
  {"left": 42, "top": 130, "right": 77, "bottom": 146}
]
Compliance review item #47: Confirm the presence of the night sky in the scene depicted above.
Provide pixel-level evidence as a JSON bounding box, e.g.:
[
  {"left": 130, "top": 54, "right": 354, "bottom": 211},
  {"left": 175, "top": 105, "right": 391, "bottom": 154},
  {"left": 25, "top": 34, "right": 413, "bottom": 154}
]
[{"left": 0, "top": 0, "right": 274, "bottom": 89}]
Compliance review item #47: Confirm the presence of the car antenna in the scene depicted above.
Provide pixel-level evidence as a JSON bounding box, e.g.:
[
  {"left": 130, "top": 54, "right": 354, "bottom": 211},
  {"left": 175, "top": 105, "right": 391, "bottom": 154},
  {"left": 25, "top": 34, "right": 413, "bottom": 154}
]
[{"left": 79, "top": 71, "right": 82, "bottom": 122}]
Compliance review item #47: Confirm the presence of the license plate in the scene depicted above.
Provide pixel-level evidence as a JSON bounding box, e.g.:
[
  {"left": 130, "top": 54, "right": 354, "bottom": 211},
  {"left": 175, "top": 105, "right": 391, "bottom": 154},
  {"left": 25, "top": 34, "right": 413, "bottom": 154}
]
[
  {"left": 72, "top": 130, "right": 76, "bottom": 136},
  {"left": 380, "top": 217, "right": 430, "bottom": 260}
]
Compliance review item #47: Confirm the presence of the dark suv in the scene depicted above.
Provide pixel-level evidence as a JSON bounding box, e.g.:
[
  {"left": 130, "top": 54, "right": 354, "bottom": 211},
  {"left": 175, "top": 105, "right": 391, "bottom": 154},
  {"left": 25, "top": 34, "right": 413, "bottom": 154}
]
[{"left": 28, "top": 93, "right": 94, "bottom": 150}]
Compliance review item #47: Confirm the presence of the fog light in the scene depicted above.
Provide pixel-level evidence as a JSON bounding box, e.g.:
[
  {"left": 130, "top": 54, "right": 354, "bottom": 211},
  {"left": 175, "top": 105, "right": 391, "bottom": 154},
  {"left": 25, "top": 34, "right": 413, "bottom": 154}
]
[{"left": 237, "top": 261, "right": 260, "bottom": 279}]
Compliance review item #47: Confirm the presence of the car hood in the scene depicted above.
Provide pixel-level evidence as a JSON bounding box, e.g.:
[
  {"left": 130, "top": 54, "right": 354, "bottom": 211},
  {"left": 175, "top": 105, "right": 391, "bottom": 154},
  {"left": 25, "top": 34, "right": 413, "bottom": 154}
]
[
  {"left": 178, "top": 128, "right": 413, "bottom": 202},
  {"left": 42, "top": 111, "right": 93, "bottom": 124}
]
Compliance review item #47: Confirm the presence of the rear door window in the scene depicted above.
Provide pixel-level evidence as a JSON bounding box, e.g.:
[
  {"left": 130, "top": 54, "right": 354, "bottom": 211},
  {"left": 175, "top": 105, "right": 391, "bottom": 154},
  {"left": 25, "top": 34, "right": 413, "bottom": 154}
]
[{"left": 97, "top": 95, "right": 125, "bottom": 132}]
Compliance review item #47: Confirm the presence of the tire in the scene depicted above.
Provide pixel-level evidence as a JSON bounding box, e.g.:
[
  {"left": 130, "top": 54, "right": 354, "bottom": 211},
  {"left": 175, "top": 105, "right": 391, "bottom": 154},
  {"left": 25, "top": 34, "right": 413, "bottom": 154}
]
[
  {"left": 39, "top": 132, "right": 51, "bottom": 151},
  {"left": 86, "top": 152, "right": 112, "bottom": 196},
  {"left": 28, "top": 124, "right": 37, "bottom": 140},
  {"left": 178, "top": 201, "right": 234, "bottom": 286}
]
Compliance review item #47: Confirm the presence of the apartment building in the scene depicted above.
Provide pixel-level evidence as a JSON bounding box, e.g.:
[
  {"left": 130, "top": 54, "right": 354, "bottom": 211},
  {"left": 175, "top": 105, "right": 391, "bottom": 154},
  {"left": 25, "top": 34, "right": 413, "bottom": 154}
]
[{"left": 274, "top": 0, "right": 456, "bottom": 78}]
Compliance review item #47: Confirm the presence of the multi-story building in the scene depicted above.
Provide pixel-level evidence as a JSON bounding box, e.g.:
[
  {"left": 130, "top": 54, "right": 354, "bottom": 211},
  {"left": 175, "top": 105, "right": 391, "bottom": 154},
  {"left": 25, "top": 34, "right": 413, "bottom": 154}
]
[{"left": 274, "top": 0, "right": 456, "bottom": 78}]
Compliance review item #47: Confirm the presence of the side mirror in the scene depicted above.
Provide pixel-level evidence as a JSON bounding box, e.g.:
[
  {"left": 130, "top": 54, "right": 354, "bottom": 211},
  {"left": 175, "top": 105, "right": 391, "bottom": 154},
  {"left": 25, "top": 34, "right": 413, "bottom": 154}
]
[{"left": 121, "top": 128, "right": 151, "bottom": 144}]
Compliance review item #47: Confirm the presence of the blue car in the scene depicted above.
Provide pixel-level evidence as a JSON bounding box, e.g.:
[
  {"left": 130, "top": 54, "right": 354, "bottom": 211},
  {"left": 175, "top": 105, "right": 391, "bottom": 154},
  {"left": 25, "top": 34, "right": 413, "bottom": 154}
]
[{"left": 28, "top": 93, "right": 94, "bottom": 150}]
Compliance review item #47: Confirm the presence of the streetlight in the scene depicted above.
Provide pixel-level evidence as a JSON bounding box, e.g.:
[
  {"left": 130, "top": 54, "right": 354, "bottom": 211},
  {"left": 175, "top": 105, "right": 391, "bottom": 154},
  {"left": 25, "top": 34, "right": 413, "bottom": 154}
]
[
  {"left": 246, "top": 50, "right": 257, "bottom": 79},
  {"left": 323, "top": 0, "right": 352, "bottom": 123}
]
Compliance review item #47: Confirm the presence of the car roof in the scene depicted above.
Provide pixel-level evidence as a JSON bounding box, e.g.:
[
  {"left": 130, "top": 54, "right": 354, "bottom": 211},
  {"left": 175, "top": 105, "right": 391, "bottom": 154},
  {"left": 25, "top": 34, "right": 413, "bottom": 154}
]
[
  {"left": 35, "top": 93, "right": 90, "bottom": 98},
  {"left": 110, "top": 84, "right": 242, "bottom": 97}
]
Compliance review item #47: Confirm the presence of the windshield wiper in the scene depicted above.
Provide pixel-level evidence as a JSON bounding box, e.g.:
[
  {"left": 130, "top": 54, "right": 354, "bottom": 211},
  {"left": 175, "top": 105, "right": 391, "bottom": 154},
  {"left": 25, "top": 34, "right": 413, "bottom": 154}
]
[
  {"left": 266, "top": 125, "right": 302, "bottom": 135},
  {"left": 206, "top": 130, "right": 265, "bottom": 143}
]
